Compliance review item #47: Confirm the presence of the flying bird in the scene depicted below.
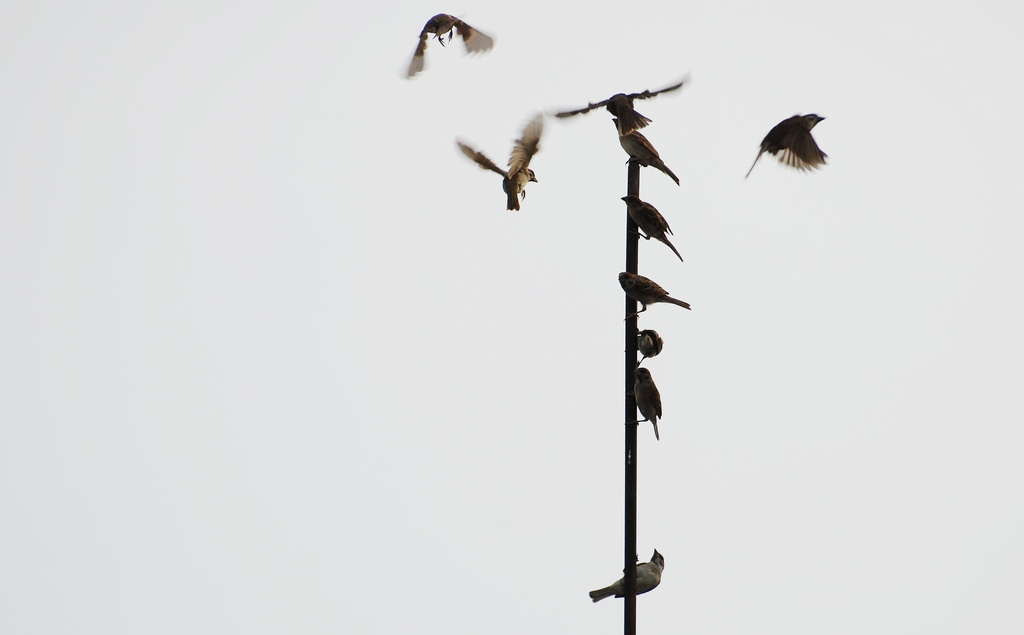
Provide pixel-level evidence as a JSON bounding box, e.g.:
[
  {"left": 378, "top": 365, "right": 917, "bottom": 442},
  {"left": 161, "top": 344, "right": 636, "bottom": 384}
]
[
  {"left": 619, "top": 272, "right": 690, "bottom": 318},
  {"left": 616, "top": 120, "right": 680, "bottom": 185},
  {"left": 589, "top": 550, "right": 665, "bottom": 602},
  {"left": 621, "top": 196, "right": 683, "bottom": 263},
  {"left": 633, "top": 367, "right": 663, "bottom": 440},
  {"left": 556, "top": 79, "right": 686, "bottom": 135},
  {"left": 407, "top": 14, "right": 494, "bottom": 78},
  {"left": 637, "top": 329, "right": 664, "bottom": 363},
  {"left": 745, "top": 114, "right": 828, "bottom": 177},
  {"left": 457, "top": 114, "right": 543, "bottom": 211}
]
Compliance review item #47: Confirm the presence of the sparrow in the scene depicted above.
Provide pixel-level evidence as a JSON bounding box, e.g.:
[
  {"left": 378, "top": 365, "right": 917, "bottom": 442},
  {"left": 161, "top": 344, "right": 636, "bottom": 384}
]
[
  {"left": 457, "top": 114, "right": 543, "bottom": 211},
  {"left": 556, "top": 80, "right": 686, "bottom": 135},
  {"left": 621, "top": 196, "right": 683, "bottom": 263},
  {"left": 407, "top": 14, "right": 494, "bottom": 78},
  {"left": 619, "top": 272, "right": 691, "bottom": 317},
  {"left": 589, "top": 550, "right": 665, "bottom": 602},
  {"left": 616, "top": 120, "right": 680, "bottom": 185},
  {"left": 637, "top": 329, "right": 664, "bottom": 363},
  {"left": 633, "top": 367, "right": 663, "bottom": 440},
  {"left": 745, "top": 114, "right": 828, "bottom": 177}
]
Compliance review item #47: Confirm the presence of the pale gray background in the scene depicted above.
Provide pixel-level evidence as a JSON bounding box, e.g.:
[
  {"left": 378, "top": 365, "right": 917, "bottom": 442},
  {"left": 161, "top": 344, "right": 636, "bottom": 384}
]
[{"left": 2, "top": 0, "right": 1023, "bottom": 633}]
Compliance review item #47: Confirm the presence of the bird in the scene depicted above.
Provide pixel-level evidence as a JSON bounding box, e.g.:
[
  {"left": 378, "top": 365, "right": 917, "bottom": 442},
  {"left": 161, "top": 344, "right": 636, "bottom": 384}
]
[
  {"left": 457, "top": 114, "right": 543, "bottom": 211},
  {"left": 633, "top": 367, "right": 663, "bottom": 440},
  {"left": 555, "top": 79, "right": 686, "bottom": 135},
  {"left": 407, "top": 14, "right": 494, "bottom": 78},
  {"left": 619, "top": 272, "right": 690, "bottom": 317},
  {"left": 637, "top": 329, "right": 664, "bottom": 363},
  {"left": 589, "top": 550, "right": 665, "bottom": 602},
  {"left": 745, "top": 114, "right": 828, "bottom": 178},
  {"left": 621, "top": 196, "right": 683, "bottom": 263},
  {"left": 616, "top": 120, "right": 680, "bottom": 185}
]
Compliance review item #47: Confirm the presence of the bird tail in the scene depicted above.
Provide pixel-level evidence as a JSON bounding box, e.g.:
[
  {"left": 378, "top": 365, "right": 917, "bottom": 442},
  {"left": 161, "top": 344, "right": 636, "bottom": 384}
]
[
  {"left": 506, "top": 188, "right": 520, "bottom": 211},
  {"left": 652, "top": 419, "right": 660, "bottom": 441},
  {"left": 745, "top": 152, "right": 763, "bottom": 178},
  {"left": 616, "top": 110, "right": 652, "bottom": 135},
  {"left": 652, "top": 159, "right": 680, "bottom": 185},
  {"left": 665, "top": 296, "right": 691, "bottom": 310},
  {"left": 589, "top": 586, "right": 616, "bottom": 603},
  {"left": 662, "top": 236, "right": 684, "bottom": 263}
]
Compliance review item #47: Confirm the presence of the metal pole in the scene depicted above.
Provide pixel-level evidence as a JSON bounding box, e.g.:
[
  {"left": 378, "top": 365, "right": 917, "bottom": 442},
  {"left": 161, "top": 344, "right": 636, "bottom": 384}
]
[{"left": 623, "top": 159, "right": 640, "bottom": 635}]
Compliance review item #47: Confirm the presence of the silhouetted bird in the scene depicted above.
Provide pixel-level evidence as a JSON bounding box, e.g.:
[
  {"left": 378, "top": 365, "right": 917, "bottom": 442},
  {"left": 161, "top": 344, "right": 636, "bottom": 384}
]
[
  {"left": 407, "top": 14, "right": 494, "bottom": 78},
  {"left": 556, "top": 80, "right": 686, "bottom": 135},
  {"left": 637, "top": 329, "right": 664, "bottom": 363},
  {"left": 634, "top": 368, "right": 663, "bottom": 440},
  {"left": 619, "top": 272, "right": 690, "bottom": 318},
  {"left": 616, "top": 120, "right": 679, "bottom": 185},
  {"left": 621, "top": 196, "right": 683, "bottom": 263},
  {"left": 745, "top": 114, "right": 827, "bottom": 177},
  {"left": 589, "top": 550, "right": 665, "bottom": 602},
  {"left": 457, "top": 114, "right": 543, "bottom": 211}
]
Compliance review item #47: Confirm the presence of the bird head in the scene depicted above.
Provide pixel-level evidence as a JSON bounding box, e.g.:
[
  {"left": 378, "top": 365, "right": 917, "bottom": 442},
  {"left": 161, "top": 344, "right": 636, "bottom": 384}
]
[
  {"left": 618, "top": 272, "right": 634, "bottom": 288},
  {"left": 634, "top": 367, "right": 652, "bottom": 382},
  {"left": 527, "top": 169, "right": 538, "bottom": 183},
  {"left": 620, "top": 195, "right": 642, "bottom": 207},
  {"left": 803, "top": 114, "right": 825, "bottom": 128},
  {"left": 650, "top": 550, "right": 664, "bottom": 569}
]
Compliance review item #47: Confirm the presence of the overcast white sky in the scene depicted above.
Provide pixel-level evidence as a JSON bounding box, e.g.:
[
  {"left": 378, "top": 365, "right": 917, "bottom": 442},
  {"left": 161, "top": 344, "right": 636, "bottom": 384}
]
[{"left": 2, "top": 0, "right": 1023, "bottom": 633}]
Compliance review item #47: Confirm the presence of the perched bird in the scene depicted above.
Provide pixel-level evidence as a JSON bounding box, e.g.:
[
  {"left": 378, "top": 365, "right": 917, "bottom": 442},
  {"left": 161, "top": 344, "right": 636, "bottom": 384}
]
[
  {"left": 633, "top": 367, "right": 663, "bottom": 440},
  {"left": 407, "top": 14, "right": 494, "bottom": 78},
  {"left": 555, "top": 80, "right": 686, "bottom": 135},
  {"left": 621, "top": 196, "right": 683, "bottom": 263},
  {"left": 616, "top": 120, "right": 680, "bottom": 186},
  {"left": 619, "top": 272, "right": 691, "bottom": 317},
  {"left": 745, "top": 114, "right": 828, "bottom": 177},
  {"left": 457, "top": 114, "right": 543, "bottom": 211},
  {"left": 589, "top": 550, "right": 665, "bottom": 602},
  {"left": 637, "top": 329, "right": 664, "bottom": 363}
]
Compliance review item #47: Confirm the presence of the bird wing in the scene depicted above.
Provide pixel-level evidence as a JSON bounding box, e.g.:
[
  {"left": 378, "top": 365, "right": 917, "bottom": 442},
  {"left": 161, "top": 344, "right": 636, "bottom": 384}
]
[
  {"left": 779, "top": 128, "right": 827, "bottom": 170},
  {"left": 454, "top": 20, "right": 494, "bottom": 54},
  {"left": 407, "top": 32, "right": 429, "bottom": 78},
  {"left": 554, "top": 97, "right": 612, "bottom": 118},
  {"left": 507, "top": 114, "right": 543, "bottom": 175},
  {"left": 627, "top": 78, "right": 687, "bottom": 101},
  {"left": 457, "top": 141, "right": 508, "bottom": 177}
]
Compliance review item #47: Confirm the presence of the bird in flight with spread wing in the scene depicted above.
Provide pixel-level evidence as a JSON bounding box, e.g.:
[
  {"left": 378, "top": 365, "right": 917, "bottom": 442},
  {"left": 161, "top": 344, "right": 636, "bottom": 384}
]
[
  {"left": 746, "top": 114, "right": 828, "bottom": 177},
  {"left": 457, "top": 114, "right": 543, "bottom": 211},
  {"left": 555, "top": 79, "right": 687, "bottom": 135},
  {"left": 407, "top": 14, "right": 494, "bottom": 78}
]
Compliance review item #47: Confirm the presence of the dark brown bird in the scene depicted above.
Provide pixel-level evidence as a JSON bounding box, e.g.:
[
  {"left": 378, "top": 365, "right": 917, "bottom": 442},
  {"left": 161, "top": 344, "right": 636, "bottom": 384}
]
[
  {"left": 621, "top": 196, "right": 683, "bottom": 263},
  {"left": 457, "top": 114, "right": 543, "bottom": 211},
  {"left": 407, "top": 14, "right": 494, "bottom": 78},
  {"left": 633, "top": 367, "right": 663, "bottom": 440},
  {"left": 616, "top": 120, "right": 679, "bottom": 185},
  {"left": 637, "top": 329, "right": 664, "bottom": 363},
  {"left": 556, "top": 80, "right": 686, "bottom": 135},
  {"left": 619, "top": 272, "right": 690, "bottom": 318},
  {"left": 745, "top": 114, "right": 827, "bottom": 178}
]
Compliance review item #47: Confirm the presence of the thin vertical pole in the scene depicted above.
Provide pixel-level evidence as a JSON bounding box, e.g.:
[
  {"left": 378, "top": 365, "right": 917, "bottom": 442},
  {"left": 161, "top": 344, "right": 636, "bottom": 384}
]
[{"left": 623, "top": 159, "right": 640, "bottom": 635}]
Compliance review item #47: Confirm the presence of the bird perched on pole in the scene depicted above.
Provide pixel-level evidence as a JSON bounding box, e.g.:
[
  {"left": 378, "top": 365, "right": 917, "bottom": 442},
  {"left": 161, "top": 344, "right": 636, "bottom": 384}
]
[
  {"left": 457, "top": 114, "right": 543, "bottom": 211},
  {"left": 637, "top": 329, "right": 664, "bottom": 363},
  {"left": 406, "top": 14, "right": 494, "bottom": 78},
  {"left": 589, "top": 550, "right": 665, "bottom": 602},
  {"left": 616, "top": 120, "right": 680, "bottom": 185},
  {"left": 745, "top": 114, "right": 828, "bottom": 177},
  {"left": 619, "top": 272, "right": 690, "bottom": 317},
  {"left": 621, "top": 196, "right": 683, "bottom": 263},
  {"left": 555, "top": 79, "right": 686, "bottom": 135},
  {"left": 633, "top": 367, "right": 663, "bottom": 440}
]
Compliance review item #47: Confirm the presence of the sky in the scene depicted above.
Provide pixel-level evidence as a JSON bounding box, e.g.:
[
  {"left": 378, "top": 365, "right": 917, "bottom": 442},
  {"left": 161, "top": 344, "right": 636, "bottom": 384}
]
[{"left": 2, "top": 0, "right": 1024, "bottom": 633}]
